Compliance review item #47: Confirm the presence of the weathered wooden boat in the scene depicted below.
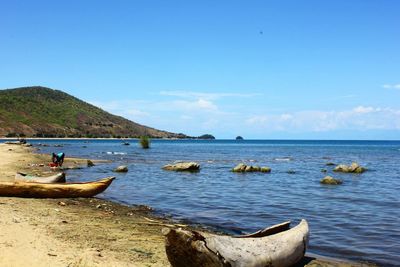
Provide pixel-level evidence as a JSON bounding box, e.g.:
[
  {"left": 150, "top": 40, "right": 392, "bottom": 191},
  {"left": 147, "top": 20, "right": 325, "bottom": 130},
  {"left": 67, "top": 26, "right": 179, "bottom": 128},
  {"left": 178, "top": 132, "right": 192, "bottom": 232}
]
[
  {"left": 0, "top": 177, "right": 115, "bottom": 198},
  {"left": 15, "top": 172, "right": 66, "bottom": 183},
  {"left": 163, "top": 219, "right": 309, "bottom": 267}
]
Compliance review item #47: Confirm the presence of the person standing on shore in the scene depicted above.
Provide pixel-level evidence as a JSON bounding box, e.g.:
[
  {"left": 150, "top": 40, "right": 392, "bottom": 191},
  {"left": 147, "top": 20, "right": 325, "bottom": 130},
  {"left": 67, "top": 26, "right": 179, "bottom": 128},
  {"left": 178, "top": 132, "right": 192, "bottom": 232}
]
[{"left": 52, "top": 152, "right": 65, "bottom": 167}]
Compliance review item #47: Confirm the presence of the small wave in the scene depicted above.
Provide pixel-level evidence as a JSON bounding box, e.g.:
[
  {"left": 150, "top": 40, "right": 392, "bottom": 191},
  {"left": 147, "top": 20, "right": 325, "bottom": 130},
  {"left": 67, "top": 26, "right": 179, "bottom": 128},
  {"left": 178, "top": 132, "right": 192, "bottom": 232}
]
[
  {"left": 106, "top": 151, "right": 127, "bottom": 155},
  {"left": 274, "top": 157, "right": 292, "bottom": 161}
]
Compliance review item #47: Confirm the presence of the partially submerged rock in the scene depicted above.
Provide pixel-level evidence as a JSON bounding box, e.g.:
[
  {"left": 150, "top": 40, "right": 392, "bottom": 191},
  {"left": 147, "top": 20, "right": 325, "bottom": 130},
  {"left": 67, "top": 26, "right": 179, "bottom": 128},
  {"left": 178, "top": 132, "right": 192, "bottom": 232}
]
[
  {"left": 232, "top": 163, "right": 271, "bottom": 173},
  {"left": 162, "top": 162, "right": 200, "bottom": 172},
  {"left": 260, "top": 167, "right": 272, "bottom": 173},
  {"left": 333, "top": 162, "right": 366, "bottom": 173},
  {"left": 114, "top": 165, "right": 128, "bottom": 172},
  {"left": 87, "top": 160, "right": 95, "bottom": 167},
  {"left": 320, "top": 176, "right": 343, "bottom": 185}
]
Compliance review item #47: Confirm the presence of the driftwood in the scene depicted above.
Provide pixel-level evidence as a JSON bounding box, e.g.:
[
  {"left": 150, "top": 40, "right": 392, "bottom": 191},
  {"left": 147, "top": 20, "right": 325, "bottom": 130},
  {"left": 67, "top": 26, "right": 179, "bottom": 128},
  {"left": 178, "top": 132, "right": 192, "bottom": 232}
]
[{"left": 163, "top": 219, "right": 309, "bottom": 267}]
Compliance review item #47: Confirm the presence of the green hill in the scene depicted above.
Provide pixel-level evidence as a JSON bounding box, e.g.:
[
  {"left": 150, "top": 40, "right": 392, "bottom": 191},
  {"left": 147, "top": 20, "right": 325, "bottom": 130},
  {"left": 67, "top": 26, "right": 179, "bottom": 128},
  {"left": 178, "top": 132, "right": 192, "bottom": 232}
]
[{"left": 0, "top": 86, "right": 187, "bottom": 138}]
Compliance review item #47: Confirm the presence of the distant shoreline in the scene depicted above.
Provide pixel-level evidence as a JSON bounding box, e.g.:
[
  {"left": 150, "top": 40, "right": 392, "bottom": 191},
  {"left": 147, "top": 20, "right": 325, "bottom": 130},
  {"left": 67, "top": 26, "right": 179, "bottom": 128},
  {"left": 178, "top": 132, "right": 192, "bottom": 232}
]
[{"left": 1, "top": 137, "right": 400, "bottom": 142}]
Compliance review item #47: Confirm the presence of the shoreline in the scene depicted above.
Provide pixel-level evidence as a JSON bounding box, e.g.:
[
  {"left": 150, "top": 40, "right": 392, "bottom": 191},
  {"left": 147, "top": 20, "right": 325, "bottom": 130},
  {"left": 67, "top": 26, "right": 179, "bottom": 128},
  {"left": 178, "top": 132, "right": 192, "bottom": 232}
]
[
  {"left": 0, "top": 143, "right": 377, "bottom": 266},
  {"left": 2, "top": 137, "right": 399, "bottom": 142}
]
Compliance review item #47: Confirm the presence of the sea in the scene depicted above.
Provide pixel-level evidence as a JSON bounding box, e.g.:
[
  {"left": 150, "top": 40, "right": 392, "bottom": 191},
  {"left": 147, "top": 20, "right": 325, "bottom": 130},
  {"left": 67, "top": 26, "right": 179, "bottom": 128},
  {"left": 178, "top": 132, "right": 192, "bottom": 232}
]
[{"left": 9, "top": 139, "right": 400, "bottom": 266}]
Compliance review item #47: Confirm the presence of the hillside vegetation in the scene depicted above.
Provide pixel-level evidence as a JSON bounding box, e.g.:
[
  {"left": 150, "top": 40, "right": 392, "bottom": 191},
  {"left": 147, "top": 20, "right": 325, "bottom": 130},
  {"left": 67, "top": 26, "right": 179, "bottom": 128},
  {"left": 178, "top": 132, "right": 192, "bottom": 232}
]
[{"left": 0, "top": 86, "right": 187, "bottom": 138}]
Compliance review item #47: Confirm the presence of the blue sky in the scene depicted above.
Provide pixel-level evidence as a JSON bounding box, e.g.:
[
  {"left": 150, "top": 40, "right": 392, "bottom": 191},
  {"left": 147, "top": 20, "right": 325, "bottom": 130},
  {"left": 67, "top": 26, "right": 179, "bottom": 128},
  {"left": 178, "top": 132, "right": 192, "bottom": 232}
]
[{"left": 1, "top": 1, "right": 399, "bottom": 139}]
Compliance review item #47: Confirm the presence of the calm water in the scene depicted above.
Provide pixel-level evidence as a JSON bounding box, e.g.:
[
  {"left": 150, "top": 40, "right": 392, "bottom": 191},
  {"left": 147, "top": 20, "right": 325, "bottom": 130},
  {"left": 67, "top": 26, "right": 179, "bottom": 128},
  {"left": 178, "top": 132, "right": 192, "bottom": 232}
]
[{"left": 16, "top": 139, "right": 400, "bottom": 266}]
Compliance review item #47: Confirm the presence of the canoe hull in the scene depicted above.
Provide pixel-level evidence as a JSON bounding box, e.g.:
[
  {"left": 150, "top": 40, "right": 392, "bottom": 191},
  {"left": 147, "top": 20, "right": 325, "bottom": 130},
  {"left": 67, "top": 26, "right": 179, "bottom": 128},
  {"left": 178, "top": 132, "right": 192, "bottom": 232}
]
[
  {"left": 0, "top": 177, "right": 115, "bottom": 198},
  {"left": 164, "top": 219, "right": 309, "bottom": 267}
]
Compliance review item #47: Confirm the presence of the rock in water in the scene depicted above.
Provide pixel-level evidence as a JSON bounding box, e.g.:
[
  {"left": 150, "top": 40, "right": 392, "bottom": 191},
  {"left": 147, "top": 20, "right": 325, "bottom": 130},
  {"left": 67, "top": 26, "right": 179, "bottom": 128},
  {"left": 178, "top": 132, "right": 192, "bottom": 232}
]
[
  {"left": 162, "top": 162, "right": 200, "bottom": 171},
  {"left": 232, "top": 163, "right": 246, "bottom": 172},
  {"left": 260, "top": 167, "right": 271, "bottom": 173},
  {"left": 232, "top": 163, "right": 271, "bottom": 173},
  {"left": 334, "top": 162, "right": 366, "bottom": 173},
  {"left": 320, "top": 176, "right": 343, "bottom": 185},
  {"left": 114, "top": 165, "right": 128, "bottom": 172},
  {"left": 87, "top": 160, "right": 95, "bottom": 167}
]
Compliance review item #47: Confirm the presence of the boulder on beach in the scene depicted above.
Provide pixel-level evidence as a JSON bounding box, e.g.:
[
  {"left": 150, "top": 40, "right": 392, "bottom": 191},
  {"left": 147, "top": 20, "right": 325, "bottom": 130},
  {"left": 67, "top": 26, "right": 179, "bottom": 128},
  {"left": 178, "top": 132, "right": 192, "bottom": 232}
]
[
  {"left": 114, "top": 165, "right": 128, "bottom": 172},
  {"left": 162, "top": 162, "right": 200, "bottom": 172},
  {"left": 334, "top": 162, "right": 366, "bottom": 173},
  {"left": 320, "top": 176, "right": 343, "bottom": 185},
  {"left": 232, "top": 163, "right": 271, "bottom": 173}
]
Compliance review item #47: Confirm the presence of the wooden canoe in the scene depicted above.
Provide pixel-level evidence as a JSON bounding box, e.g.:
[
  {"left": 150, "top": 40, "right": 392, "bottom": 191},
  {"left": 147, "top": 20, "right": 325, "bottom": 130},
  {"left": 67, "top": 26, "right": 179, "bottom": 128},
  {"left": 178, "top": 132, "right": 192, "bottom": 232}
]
[
  {"left": 15, "top": 172, "right": 66, "bottom": 183},
  {"left": 0, "top": 177, "right": 115, "bottom": 198},
  {"left": 163, "top": 219, "right": 309, "bottom": 267}
]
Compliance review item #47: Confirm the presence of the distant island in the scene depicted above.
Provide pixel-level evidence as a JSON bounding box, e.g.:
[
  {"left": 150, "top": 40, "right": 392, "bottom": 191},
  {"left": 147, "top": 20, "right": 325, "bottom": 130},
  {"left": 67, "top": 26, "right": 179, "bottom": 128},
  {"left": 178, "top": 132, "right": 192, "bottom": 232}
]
[
  {"left": 197, "top": 134, "right": 215, "bottom": 140},
  {"left": 236, "top": 136, "right": 244, "bottom": 140},
  {"left": 0, "top": 86, "right": 188, "bottom": 139}
]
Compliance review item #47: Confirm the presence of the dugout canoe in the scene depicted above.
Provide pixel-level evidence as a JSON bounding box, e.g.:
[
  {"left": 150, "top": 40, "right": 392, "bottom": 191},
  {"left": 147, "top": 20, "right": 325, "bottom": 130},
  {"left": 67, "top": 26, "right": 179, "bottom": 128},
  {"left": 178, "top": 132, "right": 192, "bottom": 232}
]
[
  {"left": 163, "top": 219, "right": 309, "bottom": 267},
  {"left": 0, "top": 177, "right": 115, "bottom": 198},
  {"left": 15, "top": 172, "right": 66, "bottom": 183}
]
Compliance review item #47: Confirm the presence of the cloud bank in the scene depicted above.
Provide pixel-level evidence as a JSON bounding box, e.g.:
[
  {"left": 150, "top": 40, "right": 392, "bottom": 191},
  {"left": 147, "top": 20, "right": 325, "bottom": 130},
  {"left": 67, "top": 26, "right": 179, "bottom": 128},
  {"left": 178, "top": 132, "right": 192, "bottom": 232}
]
[
  {"left": 89, "top": 89, "right": 400, "bottom": 138},
  {"left": 245, "top": 106, "right": 400, "bottom": 133}
]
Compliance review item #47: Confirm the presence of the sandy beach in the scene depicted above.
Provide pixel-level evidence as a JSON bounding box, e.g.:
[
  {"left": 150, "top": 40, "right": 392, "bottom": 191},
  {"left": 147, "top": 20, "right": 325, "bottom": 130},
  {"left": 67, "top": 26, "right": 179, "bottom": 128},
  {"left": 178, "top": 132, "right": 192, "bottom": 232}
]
[{"left": 0, "top": 143, "right": 375, "bottom": 267}]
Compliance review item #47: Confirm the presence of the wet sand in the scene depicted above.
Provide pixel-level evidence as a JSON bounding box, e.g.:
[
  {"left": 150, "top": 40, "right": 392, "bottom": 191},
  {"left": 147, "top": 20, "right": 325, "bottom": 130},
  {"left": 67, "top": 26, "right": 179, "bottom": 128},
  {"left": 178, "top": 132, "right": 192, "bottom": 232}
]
[{"left": 0, "top": 143, "right": 376, "bottom": 266}]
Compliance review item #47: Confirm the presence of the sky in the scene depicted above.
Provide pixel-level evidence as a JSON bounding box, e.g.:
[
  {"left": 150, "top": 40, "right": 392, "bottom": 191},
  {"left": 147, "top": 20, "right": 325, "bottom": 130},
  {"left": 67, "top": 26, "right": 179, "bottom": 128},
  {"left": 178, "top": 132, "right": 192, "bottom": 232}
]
[{"left": 1, "top": 0, "right": 399, "bottom": 139}]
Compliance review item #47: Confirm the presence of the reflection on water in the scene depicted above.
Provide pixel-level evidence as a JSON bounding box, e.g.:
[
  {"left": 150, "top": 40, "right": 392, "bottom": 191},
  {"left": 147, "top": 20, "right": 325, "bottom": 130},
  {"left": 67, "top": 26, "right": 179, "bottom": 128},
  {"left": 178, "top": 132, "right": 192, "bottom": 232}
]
[{"left": 29, "top": 139, "right": 400, "bottom": 266}]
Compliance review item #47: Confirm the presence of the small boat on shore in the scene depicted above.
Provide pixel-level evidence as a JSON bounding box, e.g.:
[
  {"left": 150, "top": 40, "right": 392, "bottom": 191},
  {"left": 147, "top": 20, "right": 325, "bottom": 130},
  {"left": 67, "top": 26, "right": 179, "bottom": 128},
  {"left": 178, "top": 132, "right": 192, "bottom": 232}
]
[
  {"left": 0, "top": 177, "right": 115, "bottom": 198},
  {"left": 163, "top": 219, "right": 309, "bottom": 267},
  {"left": 15, "top": 172, "right": 66, "bottom": 183}
]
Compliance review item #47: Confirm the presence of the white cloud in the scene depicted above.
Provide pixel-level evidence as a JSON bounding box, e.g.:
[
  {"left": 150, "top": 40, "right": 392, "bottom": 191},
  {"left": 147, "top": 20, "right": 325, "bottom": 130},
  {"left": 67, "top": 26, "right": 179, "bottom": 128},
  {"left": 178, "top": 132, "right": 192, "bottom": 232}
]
[
  {"left": 352, "top": 106, "right": 376, "bottom": 114},
  {"left": 246, "top": 115, "right": 268, "bottom": 125},
  {"left": 173, "top": 98, "right": 219, "bottom": 112},
  {"left": 88, "top": 96, "right": 400, "bottom": 138},
  {"left": 246, "top": 106, "right": 400, "bottom": 132},
  {"left": 382, "top": 84, "right": 400, "bottom": 89}
]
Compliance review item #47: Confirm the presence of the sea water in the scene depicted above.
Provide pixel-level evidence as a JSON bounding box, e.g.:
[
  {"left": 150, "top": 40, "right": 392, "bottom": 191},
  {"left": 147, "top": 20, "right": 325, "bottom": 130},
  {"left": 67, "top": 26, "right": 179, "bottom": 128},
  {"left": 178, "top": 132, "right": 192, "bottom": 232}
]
[{"left": 22, "top": 139, "right": 400, "bottom": 266}]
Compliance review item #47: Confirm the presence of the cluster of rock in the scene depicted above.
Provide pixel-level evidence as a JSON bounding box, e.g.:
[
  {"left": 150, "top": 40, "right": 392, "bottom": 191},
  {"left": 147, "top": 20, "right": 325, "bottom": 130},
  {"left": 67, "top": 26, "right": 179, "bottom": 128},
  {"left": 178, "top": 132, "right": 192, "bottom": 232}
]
[
  {"left": 333, "top": 162, "right": 366, "bottom": 173},
  {"left": 162, "top": 162, "right": 200, "bottom": 172},
  {"left": 232, "top": 163, "right": 271, "bottom": 173},
  {"left": 110, "top": 160, "right": 365, "bottom": 189},
  {"left": 320, "top": 176, "right": 343, "bottom": 185},
  {"left": 5, "top": 140, "right": 32, "bottom": 147}
]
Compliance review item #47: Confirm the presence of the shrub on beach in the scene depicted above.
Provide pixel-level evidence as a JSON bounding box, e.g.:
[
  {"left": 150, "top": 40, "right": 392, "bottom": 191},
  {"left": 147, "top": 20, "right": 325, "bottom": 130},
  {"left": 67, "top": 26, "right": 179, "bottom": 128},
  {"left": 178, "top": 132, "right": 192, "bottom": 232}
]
[{"left": 139, "top": 136, "right": 150, "bottom": 149}]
